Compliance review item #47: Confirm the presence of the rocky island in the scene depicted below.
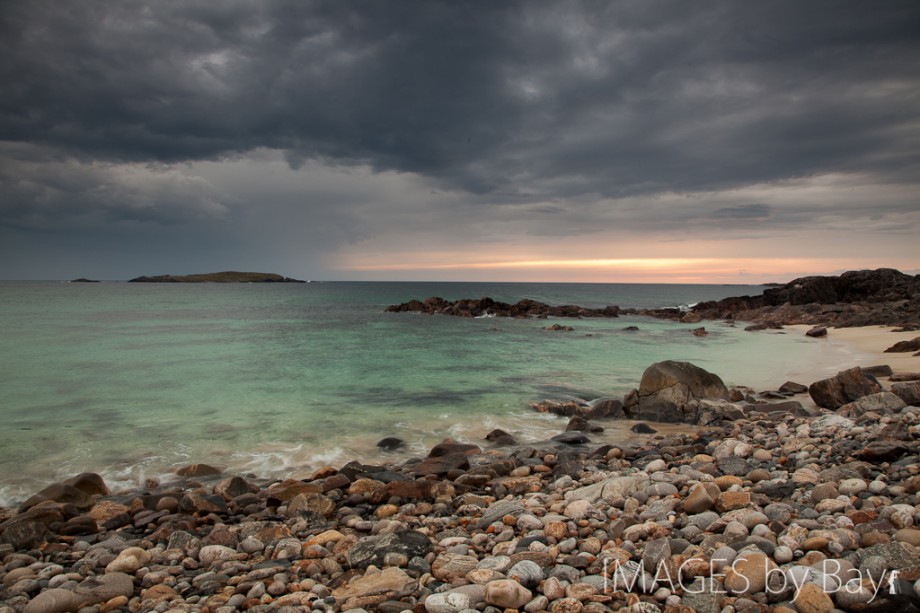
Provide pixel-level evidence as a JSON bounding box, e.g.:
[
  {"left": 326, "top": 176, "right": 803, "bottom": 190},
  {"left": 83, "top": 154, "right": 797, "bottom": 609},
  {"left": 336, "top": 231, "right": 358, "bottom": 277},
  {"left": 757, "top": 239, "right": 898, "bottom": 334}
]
[{"left": 128, "top": 272, "right": 305, "bottom": 283}]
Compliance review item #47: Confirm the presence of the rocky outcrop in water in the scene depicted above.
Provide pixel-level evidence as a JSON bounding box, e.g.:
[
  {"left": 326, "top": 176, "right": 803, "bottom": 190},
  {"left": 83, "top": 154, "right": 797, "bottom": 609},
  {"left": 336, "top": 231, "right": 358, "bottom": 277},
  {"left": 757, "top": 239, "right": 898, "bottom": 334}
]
[
  {"left": 387, "top": 269, "right": 920, "bottom": 328},
  {"left": 670, "top": 268, "right": 920, "bottom": 328},
  {"left": 385, "top": 296, "right": 620, "bottom": 318}
]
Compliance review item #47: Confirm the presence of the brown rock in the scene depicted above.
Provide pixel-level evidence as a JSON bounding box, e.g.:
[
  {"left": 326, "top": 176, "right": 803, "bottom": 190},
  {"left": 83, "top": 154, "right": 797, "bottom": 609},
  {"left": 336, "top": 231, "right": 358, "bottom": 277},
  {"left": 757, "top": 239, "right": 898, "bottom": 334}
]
[
  {"left": 348, "top": 478, "right": 386, "bottom": 497},
  {"left": 779, "top": 381, "right": 809, "bottom": 394},
  {"left": 19, "top": 483, "right": 95, "bottom": 512},
  {"left": 287, "top": 493, "right": 335, "bottom": 518},
  {"left": 894, "top": 528, "right": 920, "bottom": 547},
  {"left": 371, "top": 479, "right": 455, "bottom": 504},
  {"left": 22, "top": 588, "right": 85, "bottom": 613},
  {"left": 174, "top": 463, "right": 222, "bottom": 477},
  {"left": 892, "top": 381, "right": 920, "bottom": 406},
  {"left": 483, "top": 579, "right": 533, "bottom": 609},
  {"left": 485, "top": 428, "right": 518, "bottom": 445},
  {"left": 837, "top": 391, "right": 907, "bottom": 417},
  {"left": 860, "top": 531, "right": 890, "bottom": 546},
  {"left": 63, "top": 472, "right": 109, "bottom": 496},
  {"left": 716, "top": 491, "right": 751, "bottom": 512},
  {"left": 635, "top": 360, "right": 730, "bottom": 423},
  {"left": 331, "top": 567, "right": 417, "bottom": 610},
  {"left": 802, "top": 536, "right": 829, "bottom": 551},
  {"left": 885, "top": 337, "right": 920, "bottom": 353},
  {"left": 179, "top": 492, "right": 228, "bottom": 515},
  {"left": 213, "top": 475, "right": 257, "bottom": 500},
  {"left": 88, "top": 500, "right": 131, "bottom": 524},
  {"left": 723, "top": 551, "right": 777, "bottom": 595},
  {"left": 856, "top": 440, "right": 908, "bottom": 462},
  {"left": 432, "top": 553, "right": 479, "bottom": 582},
  {"left": 794, "top": 582, "right": 834, "bottom": 613},
  {"left": 60, "top": 514, "right": 99, "bottom": 536},
  {"left": 427, "top": 440, "right": 481, "bottom": 457},
  {"left": 683, "top": 484, "right": 715, "bottom": 514},
  {"left": 266, "top": 479, "right": 322, "bottom": 502},
  {"left": 714, "top": 475, "right": 744, "bottom": 491},
  {"left": 154, "top": 496, "right": 179, "bottom": 512},
  {"left": 584, "top": 398, "right": 626, "bottom": 419},
  {"left": 413, "top": 452, "right": 471, "bottom": 477},
  {"left": 808, "top": 367, "right": 882, "bottom": 410},
  {"left": 0, "top": 519, "right": 51, "bottom": 550},
  {"left": 141, "top": 584, "right": 178, "bottom": 604},
  {"left": 810, "top": 483, "right": 839, "bottom": 503},
  {"left": 904, "top": 476, "right": 920, "bottom": 494}
]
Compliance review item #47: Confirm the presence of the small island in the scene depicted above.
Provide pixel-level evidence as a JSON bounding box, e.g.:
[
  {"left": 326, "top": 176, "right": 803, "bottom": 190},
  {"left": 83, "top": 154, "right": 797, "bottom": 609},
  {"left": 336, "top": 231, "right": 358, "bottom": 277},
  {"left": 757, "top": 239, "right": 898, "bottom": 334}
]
[
  {"left": 70, "top": 278, "right": 100, "bottom": 283},
  {"left": 128, "top": 271, "right": 305, "bottom": 283}
]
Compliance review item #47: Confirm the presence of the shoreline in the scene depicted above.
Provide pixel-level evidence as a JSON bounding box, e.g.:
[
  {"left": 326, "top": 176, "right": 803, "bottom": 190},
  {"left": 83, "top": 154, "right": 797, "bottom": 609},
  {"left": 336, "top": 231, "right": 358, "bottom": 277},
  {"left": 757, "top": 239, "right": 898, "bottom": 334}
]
[
  {"left": 2, "top": 319, "right": 920, "bottom": 611},
  {"left": 767, "top": 324, "right": 920, "bottom": 389},
  {"left": 2, "top": 321, "right": 917, "bottom": 509}
]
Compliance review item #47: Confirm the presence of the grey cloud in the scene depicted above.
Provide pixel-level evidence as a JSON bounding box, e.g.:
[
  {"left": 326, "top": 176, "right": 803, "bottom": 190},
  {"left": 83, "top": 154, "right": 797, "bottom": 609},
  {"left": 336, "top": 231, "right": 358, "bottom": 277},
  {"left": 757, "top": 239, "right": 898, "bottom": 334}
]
[
  {"left": 0, "top": 145, "right": 227, "bottom": 226},
  {"left": 3, "top": 0, "right": 919, "bottom": 200},
  {"left": 2, "top": 0, "right": 920, "bottom": 280}
]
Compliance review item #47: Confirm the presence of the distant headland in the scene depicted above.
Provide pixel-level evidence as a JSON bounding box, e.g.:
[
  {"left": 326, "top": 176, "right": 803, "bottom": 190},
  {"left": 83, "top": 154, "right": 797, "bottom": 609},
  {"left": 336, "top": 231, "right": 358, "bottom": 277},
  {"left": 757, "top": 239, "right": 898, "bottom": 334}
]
[{"left": 128, "top": 271, "right": 305, "bottom": 283}]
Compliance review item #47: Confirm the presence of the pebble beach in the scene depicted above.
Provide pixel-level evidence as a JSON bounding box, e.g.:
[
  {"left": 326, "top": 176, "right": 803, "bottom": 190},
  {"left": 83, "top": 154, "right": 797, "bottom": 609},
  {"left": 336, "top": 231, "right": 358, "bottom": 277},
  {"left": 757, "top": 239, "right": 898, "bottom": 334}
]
[{"left": 2, "top": 320, "right": 920, "bottom": 613}]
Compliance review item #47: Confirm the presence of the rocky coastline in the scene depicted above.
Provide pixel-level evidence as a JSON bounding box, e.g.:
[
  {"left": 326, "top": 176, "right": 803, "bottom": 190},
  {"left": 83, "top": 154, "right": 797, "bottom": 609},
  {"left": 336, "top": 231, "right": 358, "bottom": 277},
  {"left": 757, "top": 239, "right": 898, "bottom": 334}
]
[
  {"left": 631, "top": 269, "right": 920, "bottom": 329},
  {"left": 3, "top": 270, "right": 919, "bottom": 613},
  {"left": 3, "top": 357, "right": 920, "bottom": 613},
  {"left": 384, "top": 269, "right": 920, "bottom": 330},
  {"left": 385, "top": 297, "right": 620, "bottom": 319}
]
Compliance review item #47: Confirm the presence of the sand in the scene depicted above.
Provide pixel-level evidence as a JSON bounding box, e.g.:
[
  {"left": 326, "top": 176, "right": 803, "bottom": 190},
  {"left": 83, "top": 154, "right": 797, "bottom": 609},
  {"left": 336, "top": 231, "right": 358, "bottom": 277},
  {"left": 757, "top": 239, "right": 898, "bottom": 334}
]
[{"left": 784, "top": 324, "right": 920, "bottom": 381}]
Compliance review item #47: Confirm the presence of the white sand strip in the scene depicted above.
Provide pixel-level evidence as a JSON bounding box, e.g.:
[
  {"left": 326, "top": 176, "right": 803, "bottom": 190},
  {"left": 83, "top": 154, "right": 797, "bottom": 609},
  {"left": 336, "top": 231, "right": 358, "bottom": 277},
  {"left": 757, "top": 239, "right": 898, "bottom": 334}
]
[{"left": 783, "top": 324, "right": 920, "bottom": 382}]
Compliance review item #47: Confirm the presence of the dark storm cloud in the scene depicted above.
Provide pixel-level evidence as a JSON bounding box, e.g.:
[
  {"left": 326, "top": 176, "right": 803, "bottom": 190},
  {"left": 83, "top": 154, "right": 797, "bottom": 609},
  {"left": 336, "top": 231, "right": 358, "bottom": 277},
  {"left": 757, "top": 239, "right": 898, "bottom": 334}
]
[
  {"left": 3, "top": 0, "right": 919, "bottom": 200},
  {"left": 2, "top": 0, "right": 920, "bottom": 280}
]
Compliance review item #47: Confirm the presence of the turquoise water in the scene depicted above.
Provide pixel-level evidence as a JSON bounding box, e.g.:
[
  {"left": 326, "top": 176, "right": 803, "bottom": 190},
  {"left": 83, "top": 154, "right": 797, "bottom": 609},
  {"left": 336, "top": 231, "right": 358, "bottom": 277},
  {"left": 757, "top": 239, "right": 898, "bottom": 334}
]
[{"left": 0, "top": 281, "right": 864, "bottom": 505}]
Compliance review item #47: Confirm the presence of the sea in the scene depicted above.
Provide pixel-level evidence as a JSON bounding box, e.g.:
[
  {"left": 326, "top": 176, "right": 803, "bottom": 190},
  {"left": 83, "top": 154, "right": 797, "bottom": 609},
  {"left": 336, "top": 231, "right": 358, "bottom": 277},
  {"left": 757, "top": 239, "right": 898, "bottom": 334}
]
[{"left": 0, "top": 281, "right": 873, "bottom": 506}]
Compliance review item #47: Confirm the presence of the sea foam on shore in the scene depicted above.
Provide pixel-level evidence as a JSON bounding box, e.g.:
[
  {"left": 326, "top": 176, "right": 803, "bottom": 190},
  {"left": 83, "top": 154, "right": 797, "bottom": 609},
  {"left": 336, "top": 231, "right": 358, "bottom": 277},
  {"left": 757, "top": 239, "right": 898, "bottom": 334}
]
[{"left": 2, "top": 322, "right": 920, "bottom": 612}]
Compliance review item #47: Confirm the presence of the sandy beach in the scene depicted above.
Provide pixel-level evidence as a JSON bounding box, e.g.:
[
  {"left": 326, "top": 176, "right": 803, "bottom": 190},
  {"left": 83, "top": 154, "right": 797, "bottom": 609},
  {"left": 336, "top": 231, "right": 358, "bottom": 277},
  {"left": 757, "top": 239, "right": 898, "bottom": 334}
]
[
  {"left": 813, "top": 325, "right": 920, "bottom": 375},
  {"left": 773, "top": 325, "right": 920, "bottom": 397}
]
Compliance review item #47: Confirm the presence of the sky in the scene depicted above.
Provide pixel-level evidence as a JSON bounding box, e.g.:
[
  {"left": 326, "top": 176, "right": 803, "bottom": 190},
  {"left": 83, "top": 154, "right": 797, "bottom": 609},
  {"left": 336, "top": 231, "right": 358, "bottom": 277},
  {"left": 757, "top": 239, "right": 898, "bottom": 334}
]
[{"left": 1, "top": 1, "right": 919, "bottom": 283}]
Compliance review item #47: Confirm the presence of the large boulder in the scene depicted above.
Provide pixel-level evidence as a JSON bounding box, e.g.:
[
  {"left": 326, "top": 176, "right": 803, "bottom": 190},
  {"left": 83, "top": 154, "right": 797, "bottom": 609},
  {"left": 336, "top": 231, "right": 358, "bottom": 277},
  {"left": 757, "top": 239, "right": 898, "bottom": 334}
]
[
  {"left": 808, "top": 367, "right": 882, "bottom": 410},
  {"left": 629, "top": 361, "right": 729, "bottom": 423}
]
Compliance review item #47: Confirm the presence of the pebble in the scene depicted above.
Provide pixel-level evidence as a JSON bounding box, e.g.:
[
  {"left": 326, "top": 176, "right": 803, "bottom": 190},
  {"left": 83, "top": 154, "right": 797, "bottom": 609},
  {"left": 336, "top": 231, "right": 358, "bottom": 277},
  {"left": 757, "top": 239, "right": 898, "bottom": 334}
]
[
  {"left": 483, "top": 579, "right": 532, "bottom": 609},
  {"left": 3, "top": 366, "right": 920, "bottom": 613}
]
